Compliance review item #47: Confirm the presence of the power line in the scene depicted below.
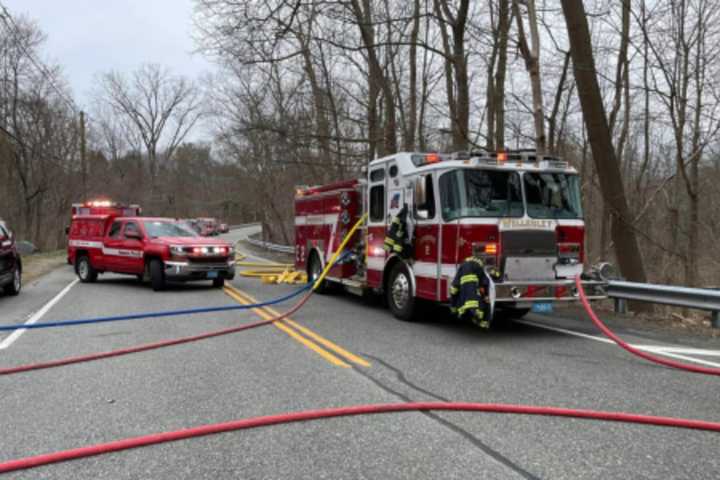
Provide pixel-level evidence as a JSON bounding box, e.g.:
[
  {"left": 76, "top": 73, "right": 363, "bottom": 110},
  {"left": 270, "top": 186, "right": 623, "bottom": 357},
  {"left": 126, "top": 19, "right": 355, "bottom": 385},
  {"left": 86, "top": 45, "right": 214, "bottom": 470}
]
[{"left": 0, "top": 1, "right": 78, "bottom": 114}]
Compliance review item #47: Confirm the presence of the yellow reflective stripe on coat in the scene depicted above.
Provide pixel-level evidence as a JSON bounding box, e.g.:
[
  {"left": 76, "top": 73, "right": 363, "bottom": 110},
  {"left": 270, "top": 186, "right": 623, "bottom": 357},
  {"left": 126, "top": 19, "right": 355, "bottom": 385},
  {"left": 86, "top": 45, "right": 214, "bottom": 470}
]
[
  {"left": 458, "top": 300, "right": 480, "bottom": 314},
  {"left": 460, "top": 274, "right": 478, "bottom": 285}
]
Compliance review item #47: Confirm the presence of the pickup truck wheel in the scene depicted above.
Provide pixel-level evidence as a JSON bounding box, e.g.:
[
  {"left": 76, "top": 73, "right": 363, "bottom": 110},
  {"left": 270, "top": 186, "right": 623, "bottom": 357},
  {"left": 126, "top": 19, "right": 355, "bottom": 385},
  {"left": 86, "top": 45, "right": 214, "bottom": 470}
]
[
  {"left": 212, "top": 277, "right": 225, "bottom": 288},
  {"left": 4, "top": 267, "right": 21, "bottom": 295},
  {"left": 76, "top": 256, "right": 97, "bottom": 283},
  {"left": 149, "top": 259, "right": 166, "bottom": 291},
  {"left": 386, "top": 262, "right": 417, "bottom": 321}
]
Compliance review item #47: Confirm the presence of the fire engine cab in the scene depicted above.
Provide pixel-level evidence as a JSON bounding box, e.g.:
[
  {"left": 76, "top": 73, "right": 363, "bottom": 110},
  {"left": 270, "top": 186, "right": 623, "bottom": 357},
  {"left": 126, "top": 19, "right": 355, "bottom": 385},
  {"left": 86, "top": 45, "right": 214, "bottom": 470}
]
[{"left": 295, "top": 150, "right": 606, "bottom": 321}]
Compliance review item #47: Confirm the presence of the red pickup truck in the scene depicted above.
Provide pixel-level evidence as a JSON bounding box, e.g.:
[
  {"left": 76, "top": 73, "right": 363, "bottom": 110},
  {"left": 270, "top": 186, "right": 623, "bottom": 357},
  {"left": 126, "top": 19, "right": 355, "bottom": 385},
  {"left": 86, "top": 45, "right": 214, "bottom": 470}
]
[{"left": 68, "top": 216, "right": 235, "bottom": 291}]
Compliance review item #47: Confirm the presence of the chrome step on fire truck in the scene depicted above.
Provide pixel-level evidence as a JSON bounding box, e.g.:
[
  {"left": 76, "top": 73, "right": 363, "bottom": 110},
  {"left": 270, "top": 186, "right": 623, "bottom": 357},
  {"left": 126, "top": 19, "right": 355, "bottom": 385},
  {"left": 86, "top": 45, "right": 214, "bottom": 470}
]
[{"left": 294, "top": 150, "right": 606, "bottom": 321}]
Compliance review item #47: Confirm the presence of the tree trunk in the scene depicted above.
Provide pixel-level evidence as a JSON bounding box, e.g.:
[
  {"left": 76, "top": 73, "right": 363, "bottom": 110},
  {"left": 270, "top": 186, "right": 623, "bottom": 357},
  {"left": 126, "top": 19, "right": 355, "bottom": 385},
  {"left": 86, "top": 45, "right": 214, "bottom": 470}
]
[
  {"left": 561, "top": 0, "right": 650, "bottom": 304},
  {"left": 494, "top": 0, "right": 510, "bottom": 150}
]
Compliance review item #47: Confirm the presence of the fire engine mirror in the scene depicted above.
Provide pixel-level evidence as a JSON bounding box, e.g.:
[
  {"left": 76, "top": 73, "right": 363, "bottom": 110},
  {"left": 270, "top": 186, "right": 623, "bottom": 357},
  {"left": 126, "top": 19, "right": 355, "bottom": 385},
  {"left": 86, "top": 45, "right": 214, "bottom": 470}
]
[
  {"left": 65, "top": 226, "right": 70, "bottom": 235},
  {"left": 414, "top": 176, "right": 427, "bottom": 206}
]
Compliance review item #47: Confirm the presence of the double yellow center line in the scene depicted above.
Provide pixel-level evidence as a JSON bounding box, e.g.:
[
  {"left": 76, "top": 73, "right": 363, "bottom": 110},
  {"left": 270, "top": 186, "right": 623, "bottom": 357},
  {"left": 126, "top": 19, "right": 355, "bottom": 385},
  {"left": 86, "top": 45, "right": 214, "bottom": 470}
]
[{"left": 223, "top": 285, "right": 370, "bottom": 369}]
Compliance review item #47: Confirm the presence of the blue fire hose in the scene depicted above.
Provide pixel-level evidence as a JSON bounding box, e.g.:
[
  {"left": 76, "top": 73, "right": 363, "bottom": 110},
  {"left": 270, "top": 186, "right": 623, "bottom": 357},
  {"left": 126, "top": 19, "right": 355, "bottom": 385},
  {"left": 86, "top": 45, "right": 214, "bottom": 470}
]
[{"left": 0, "top": 284, "right": 311, "bottom": 331}]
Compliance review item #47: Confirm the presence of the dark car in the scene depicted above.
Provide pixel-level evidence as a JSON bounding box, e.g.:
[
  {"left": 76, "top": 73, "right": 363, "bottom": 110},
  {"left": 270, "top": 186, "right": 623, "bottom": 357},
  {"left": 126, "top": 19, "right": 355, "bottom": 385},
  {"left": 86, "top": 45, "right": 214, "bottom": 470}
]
[{"left": 0, "top": 220, "right": 22, "bottom": 296}]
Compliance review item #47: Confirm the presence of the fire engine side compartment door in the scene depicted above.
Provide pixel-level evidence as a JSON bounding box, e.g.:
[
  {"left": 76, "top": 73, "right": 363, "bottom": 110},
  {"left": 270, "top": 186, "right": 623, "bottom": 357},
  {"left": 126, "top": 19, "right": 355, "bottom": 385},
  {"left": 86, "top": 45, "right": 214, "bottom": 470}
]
[
  {"left": 439, "top": 170, "right": 461, "bottom": 302},
  {"left": 366, "top": 165, "right": 388, "bottom": 289},
  {"left": 412, "top": 172, "right": 441, "bottom": 301}
]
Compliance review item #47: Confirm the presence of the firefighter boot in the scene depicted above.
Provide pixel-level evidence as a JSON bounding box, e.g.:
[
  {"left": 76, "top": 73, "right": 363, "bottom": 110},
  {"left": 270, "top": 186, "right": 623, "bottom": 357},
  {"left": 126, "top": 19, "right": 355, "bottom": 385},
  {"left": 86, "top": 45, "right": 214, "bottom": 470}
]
[{"left": 469, "top": 308, "right": 490, "bottom": 330}]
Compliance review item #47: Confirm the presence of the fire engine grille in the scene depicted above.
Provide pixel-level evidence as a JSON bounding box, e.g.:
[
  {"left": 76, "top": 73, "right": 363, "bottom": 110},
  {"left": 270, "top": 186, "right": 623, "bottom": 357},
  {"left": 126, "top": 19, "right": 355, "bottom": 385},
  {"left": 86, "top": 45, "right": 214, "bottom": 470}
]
[{"left": 501, "top": 230, "right": 556, "bottom": 257}]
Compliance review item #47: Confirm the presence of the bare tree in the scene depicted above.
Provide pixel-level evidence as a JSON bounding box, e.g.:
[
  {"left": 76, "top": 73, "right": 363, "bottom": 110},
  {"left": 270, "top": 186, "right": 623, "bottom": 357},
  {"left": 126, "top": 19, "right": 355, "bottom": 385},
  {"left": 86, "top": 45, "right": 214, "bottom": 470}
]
[
  {"left": 513, "top": 0, "right": 546, "bottom": 153},
  {"left": 561, "top": 0, "right": 650, "bottom": 301},
  {"left": 96, "top": 64, "right": 203, "bottom": 194},
  {"left": 434, "top": 0, "right": 471, "bottom": 150}
]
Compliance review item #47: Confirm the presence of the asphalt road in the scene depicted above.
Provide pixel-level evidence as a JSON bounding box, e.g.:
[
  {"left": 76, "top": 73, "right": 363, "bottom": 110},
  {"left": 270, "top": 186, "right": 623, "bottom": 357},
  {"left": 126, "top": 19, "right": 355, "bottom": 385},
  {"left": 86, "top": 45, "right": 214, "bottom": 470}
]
[{"left": 0, "top": 225, "right": 718, "bottom": 479}]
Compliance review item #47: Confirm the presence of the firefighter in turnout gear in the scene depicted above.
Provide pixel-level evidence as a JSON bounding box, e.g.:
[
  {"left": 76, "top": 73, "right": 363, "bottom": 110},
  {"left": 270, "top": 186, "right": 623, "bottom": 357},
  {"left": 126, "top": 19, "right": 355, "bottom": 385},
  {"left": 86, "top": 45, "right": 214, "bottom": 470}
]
[
  {"left": 383, "top": 204, "right": 413, "bottom": 258},
  {"left": 450, "top": 245, "right": 501, "bottom": 329}
]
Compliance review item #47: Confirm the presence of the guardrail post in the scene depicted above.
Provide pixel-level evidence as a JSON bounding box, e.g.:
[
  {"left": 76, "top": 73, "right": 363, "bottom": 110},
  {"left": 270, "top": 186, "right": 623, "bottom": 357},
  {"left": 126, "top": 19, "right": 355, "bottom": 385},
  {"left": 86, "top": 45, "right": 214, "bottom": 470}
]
[
  {"left": 614, "top": 298, "right": 627, "bottom": 315},
  {"left": 712, "top": 311, "right": 720, "bottom": 329}
]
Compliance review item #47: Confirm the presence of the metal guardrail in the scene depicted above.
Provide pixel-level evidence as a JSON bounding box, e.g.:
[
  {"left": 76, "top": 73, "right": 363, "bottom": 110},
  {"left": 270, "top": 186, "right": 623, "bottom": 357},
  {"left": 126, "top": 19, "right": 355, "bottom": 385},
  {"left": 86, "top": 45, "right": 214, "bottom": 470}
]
[
  {"left": 607, "top": 280, "right": 720, "bottom": 328},
  {"left": 228, "top": 222, "right": 260, "bottom": 230},
  {"left": 245, "top": 236, "right": 295, "bottom": 254}
]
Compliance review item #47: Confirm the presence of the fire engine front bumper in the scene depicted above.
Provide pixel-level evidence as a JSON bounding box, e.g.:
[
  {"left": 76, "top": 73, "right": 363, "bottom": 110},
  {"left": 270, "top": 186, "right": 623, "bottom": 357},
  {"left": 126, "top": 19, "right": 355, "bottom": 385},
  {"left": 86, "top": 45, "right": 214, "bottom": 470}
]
[
  {"left": 163, "top": 260, "right": 236, "bottom": 282},
  {"left": 492, "top": 279, "right": 607, "bottom": 304}
]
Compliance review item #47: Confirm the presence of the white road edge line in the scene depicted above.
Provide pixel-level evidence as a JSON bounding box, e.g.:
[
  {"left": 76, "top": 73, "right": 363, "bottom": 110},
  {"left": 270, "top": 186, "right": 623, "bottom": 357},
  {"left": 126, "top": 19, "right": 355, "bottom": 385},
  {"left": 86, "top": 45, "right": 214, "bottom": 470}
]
[
  {"left": 0, "top": 279, "right": 79, "bottom": 350},
  {"left": 517, "top": 319, "right": 720, "bottom": 369}
]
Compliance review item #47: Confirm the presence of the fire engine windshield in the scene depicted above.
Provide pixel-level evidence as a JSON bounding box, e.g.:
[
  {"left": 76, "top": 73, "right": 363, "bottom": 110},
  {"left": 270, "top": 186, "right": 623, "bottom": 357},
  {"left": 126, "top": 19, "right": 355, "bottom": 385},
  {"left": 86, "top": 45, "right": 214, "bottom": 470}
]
[
  {"left": 440, "top": 169, "right": 523, "bottom": 220},
  {"left": 143, "top": 221, "right": 198, "bottom": 238},
  {"left": 523, "top": 173, "right": 583, "bottom": 219}
]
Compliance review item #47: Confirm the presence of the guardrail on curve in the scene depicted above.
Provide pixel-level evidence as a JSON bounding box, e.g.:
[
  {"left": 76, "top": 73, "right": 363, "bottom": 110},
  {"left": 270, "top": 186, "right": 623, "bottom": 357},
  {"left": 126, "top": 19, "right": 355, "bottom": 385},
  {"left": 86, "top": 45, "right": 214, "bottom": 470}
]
[
  {"left": 607, "top": 280, "right": 720, "bottom": 329},
  {"left": 244, "top": 236, "right": 295, "bottom": 254}
]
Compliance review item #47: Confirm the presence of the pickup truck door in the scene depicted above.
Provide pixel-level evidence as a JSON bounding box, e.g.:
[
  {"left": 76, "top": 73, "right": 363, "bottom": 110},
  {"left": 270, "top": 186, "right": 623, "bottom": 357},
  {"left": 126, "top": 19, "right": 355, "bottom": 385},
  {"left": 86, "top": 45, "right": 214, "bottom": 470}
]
[
  {"left": 102, "top": 220, "right": 144, "bottom": 273},
  {"left": 115, "top": 221, "right": 145, "bottom": 273},
  {"left": 101, "top": 220, "right": 125, "bottom": 271}
]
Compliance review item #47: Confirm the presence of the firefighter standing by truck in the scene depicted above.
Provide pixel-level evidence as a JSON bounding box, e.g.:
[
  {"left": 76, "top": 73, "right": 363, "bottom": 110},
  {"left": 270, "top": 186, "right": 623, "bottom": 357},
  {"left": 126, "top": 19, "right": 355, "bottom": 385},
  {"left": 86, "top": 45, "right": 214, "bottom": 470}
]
[
  {"left": 383, "top": 204, "right": 413, "bottom": 258},
  {"left": 450, "top": 244, "right": 501, "bottom": 329}
]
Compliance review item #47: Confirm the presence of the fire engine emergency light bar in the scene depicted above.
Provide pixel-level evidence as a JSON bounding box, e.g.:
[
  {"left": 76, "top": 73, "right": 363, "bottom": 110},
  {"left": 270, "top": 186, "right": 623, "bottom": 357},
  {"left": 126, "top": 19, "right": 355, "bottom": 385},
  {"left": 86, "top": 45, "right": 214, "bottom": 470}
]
[{"left": 410, "top": 151, "right": 569, "bottom": 169}]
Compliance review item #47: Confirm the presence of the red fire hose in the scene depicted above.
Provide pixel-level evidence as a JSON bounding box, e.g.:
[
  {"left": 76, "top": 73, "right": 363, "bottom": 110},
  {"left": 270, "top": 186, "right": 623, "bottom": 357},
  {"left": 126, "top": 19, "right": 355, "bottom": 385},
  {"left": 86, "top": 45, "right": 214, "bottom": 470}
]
[
  {"left": 1, "top": 401, "right": 718, "bottom": 474},
  {"left": 0, "top": 291, "right": 313, "bottom": 376},
  {"left": 575, "top": 275, "right": 720, "bottom": 376}
]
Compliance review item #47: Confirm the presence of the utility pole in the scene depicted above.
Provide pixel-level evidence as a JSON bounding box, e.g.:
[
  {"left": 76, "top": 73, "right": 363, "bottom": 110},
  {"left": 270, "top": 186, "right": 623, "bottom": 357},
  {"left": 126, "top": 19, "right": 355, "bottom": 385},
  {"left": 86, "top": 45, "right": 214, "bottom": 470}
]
[{"left": 80, "top": 110, "right": 87, "bottom": 199}]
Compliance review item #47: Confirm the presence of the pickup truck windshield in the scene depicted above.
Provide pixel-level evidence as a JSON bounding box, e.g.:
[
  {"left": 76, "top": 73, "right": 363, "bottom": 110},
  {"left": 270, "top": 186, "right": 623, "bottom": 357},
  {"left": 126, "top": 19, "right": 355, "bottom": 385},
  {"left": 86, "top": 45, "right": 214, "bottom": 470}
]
[
  {"left": 524, "top": 173, "right": 583, "bottom": 219},
  {"left": 440, "top": 169, "right": 523, "bottom": 220},
  {"left": 143, "top": 221, "right": 198, "bottom": 238}
]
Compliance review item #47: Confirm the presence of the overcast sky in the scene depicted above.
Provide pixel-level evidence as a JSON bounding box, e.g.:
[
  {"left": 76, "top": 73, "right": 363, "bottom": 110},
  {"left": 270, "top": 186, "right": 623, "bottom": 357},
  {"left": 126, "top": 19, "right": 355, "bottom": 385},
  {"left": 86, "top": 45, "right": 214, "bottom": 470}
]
[{"left": 4, "top": 0, "right": 215, "bottom": 114}]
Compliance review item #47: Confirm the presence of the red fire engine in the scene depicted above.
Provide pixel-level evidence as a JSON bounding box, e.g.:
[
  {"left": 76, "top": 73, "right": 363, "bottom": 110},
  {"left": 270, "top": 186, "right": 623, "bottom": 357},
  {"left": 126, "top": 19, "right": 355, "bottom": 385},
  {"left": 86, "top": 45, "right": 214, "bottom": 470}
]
[{"left": 295, "top": 150, "right": 606, "bottom": 321}]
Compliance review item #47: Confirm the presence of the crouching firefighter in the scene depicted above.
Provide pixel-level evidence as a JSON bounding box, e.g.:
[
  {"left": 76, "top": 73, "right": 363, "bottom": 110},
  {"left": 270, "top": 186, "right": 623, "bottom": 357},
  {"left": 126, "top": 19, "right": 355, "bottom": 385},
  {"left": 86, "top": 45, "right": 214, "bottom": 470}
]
[
  {"left": 383, "top": 204, "right": 413, "bottom": 258},
  {"left": 450, "top": 244, "right": 502, "bottom": 329}
]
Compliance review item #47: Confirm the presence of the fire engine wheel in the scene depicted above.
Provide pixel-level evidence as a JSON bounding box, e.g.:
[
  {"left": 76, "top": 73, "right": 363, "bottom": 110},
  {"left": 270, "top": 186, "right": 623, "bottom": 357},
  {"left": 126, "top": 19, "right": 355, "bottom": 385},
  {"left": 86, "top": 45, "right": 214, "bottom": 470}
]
[
  {"left": 308, "top": 253, "right": 329, "bottom": 294},
  {"left": 149, "top": 259, "right": 166, "bottom": 291},
  {"left": 387, "top": 262, "right": 416, "bottom": 321},
  {"left": 4, "top": 267, "right": 21, "bottom": 295},
  {"left": 76, "top": 256, "right": 97, "bottom": 283}
]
